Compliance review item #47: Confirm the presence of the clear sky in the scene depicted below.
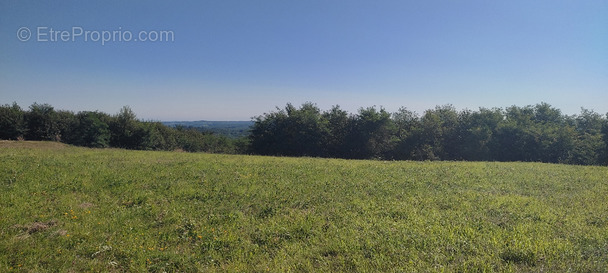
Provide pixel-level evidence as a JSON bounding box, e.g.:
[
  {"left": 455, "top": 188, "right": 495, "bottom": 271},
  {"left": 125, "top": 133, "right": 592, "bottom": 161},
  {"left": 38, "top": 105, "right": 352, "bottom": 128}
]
[{"left": 1, "top": 0, "right": 607, "bottom": 121}]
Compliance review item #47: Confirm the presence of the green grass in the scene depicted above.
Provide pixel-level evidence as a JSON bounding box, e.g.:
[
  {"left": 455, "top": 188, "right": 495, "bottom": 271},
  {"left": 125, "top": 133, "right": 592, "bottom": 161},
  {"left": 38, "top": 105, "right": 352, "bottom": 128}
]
[{"left": 1, "top": 141, "right": 607, "bottom": 272}]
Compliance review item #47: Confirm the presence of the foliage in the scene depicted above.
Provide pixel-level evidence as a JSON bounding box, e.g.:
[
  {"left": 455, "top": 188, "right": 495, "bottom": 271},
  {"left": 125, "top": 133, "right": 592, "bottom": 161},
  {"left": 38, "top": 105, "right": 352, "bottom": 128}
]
[
  {"left": 347, "top": 107, "right": 396, "bottom": 159},
  {"left": 1, "top": 101, "right": 607, "bottom": 165},
  {"left": 70, "top": 111, "right": 111, "bottom": 148},
  {"left": 250, "top": 102, "right": 608, "bottom": 166},
  {"left": 24, "top": 103, "right": 59, "bottom": 141},
  {"left": 108, "top": 106, "right": 140, "bottom": 149},
  {"left": 0, "top": 103, "right": 242, "bottom": 154},
  {"left": 1, "top": 143, "right": 608, "bottom": 272},
  {"left": 249, "top": 103, "right": 329, "bottom": 157},
  {"left": 0, "top": 103, "right": 25, "bottom": 140}
]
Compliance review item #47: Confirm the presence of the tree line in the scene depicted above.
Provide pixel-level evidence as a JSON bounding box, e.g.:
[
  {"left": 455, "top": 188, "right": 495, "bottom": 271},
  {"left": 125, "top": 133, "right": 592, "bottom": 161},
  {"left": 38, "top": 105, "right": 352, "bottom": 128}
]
[
  {"left": 0, "top": 102, "right": 246, "bottom": 153},
  {"left": 248, "top": 102, "right": 608, "bottom": 166},
  {"left": 2, "top": 101, "right": 607, "bottom": 166}
]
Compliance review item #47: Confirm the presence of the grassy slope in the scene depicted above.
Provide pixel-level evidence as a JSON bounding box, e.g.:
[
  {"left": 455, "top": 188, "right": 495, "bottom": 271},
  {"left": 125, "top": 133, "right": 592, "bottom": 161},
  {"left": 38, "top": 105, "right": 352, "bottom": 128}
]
[{"left": 1, "top": 141, "right": 607, "bottom": 272}]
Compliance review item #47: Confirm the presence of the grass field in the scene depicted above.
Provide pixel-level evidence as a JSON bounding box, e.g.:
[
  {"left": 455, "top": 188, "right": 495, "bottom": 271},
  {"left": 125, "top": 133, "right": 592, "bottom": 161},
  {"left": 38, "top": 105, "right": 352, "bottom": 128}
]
[{"left": 1, "top": 141, "right": 607, "bottom": 272}]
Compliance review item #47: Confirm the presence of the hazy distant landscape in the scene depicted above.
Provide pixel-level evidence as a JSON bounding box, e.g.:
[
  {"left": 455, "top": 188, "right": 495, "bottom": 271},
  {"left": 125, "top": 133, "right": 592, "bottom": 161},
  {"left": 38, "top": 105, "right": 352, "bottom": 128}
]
[{"left": 162, "top": 120, "right": 254, "bottom": 139}]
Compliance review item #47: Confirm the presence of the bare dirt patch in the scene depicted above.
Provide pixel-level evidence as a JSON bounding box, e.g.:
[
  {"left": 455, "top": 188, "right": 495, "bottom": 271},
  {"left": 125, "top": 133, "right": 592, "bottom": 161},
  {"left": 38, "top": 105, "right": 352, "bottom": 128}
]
[
  {"left": 13, "top": 220, "right": 58, "bottom": 234},
  {"left": 79, "top": 202, "right": 95, "bottom": 209}
]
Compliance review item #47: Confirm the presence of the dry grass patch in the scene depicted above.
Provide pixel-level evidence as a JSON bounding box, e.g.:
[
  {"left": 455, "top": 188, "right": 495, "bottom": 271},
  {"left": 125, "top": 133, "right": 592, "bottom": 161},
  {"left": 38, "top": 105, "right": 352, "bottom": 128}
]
[{"left": 78, "top": 202, "right": 95, "bottom": 209}]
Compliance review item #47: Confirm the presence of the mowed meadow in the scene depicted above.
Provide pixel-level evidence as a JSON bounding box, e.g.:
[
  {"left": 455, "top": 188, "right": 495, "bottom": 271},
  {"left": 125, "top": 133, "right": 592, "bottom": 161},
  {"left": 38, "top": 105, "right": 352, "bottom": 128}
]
[{"left": 1, "top": 141, "right": 607, "bottom": 272}]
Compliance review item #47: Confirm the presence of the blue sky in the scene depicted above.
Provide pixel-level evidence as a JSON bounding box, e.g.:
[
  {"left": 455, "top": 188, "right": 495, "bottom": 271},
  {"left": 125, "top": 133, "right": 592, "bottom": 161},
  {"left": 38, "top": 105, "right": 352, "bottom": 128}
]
[{"left": 1, "top": 0, "right": 607, "bottom": 121}]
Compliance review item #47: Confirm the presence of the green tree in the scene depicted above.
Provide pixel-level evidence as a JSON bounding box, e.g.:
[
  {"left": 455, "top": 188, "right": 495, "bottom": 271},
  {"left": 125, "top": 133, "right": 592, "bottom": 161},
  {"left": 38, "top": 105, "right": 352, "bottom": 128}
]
[
  {"left": 602, "top": 113, "right": 608, "bottom": 165},
  {"left": 0, "top": 102, "right": 25, "bottom": 140},
  {"left": 249, "top": 105, "right": 291, "bottom": 156},
  {"left": 491, "top": 105, "right": 543, "bottom": 162},
  {"left": 533, "top": 102, "right": 562, "bottom": 124},
  {"left": 392, "top": 107, "right": 420, "bottom": 160},
  {"left": 568, "top": 109, "right": 606, "bottom": 165},
  {"left": 412, "top": 105, "right": 459, "bottom": 160},
  {"left": 457, "top": 108, "right": 503, "bottom": 161},
  {"left": 71, "top": 111, "right": 111, "bottom": 148},
  {"left": 139, "top": 122, "right": 178, "bottom": 151},
  {"left": 322, "top": 105, "right": 352, "bottom": 158},
  {"left": 109, "top": 106, "right": 140, "bottom": 149},
  {"left": 249, "top": 103, "right": 327, "bottom": 157},
  {"left": 25, "top": 103, "right": 58, "bottom": 141},
  {"left": 54, "top": 110, "right": 78, "bottom": 143},
  {"left": 290, "top": 102, "right": 328, "bottom": 157},
  {"left": 347, "top": 107, "right": 396, "bottom": 159}
]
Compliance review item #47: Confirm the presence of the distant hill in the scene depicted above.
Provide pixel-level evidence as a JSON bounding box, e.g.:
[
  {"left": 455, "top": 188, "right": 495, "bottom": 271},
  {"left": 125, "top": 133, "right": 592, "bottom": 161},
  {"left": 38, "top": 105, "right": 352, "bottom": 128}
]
[{"left": 162, "top": 120, "right": 254, "bottom": 138}]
